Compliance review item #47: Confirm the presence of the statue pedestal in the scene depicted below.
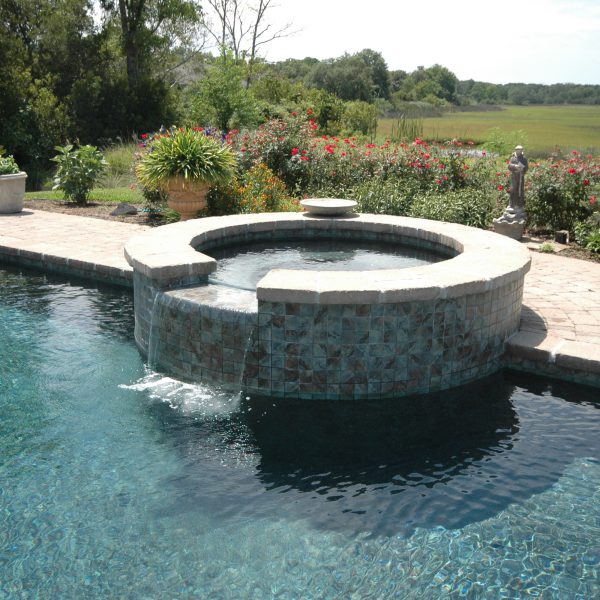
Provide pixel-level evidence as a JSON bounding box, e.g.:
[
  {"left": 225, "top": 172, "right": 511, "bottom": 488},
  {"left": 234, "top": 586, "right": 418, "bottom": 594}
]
[{"left": 493, "top": 208, "right": 526, "bottom": 240}]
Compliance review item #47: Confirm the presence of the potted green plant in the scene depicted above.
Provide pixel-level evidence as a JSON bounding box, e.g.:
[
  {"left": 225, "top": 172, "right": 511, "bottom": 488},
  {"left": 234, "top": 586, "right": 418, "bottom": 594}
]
[
  {"left": 136, "top": 127, "right": 236, "bottom": 220},
  {"left": 0, "top": 153, "right": 27, "bottom": 214}
]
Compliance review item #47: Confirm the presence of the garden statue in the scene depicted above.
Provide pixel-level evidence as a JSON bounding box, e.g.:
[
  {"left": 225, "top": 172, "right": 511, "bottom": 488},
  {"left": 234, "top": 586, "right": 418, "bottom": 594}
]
[{"left": 493, "top": 145, "right": 528, "bottom": 240}]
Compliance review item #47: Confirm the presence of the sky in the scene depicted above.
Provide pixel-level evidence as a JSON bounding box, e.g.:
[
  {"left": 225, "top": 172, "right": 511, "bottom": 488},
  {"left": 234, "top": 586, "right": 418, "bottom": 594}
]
[{"left": 255, "top": 0, "right": 600, "bottom": 85}]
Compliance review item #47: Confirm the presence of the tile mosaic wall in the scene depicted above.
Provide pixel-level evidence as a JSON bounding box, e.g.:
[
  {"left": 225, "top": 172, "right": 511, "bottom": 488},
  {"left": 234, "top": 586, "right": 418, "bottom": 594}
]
[{"left": 134, "top": 270, "right": 524, "bottom": 400}]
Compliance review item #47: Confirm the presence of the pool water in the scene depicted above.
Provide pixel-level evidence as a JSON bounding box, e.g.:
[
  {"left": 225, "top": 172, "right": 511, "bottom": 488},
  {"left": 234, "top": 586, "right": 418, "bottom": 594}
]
[
  {"left": 206, "top": 238, "right": 445, "bottom": 290},
  {"left": 1, "top": 265, "right": 599, "bottom": 598}
]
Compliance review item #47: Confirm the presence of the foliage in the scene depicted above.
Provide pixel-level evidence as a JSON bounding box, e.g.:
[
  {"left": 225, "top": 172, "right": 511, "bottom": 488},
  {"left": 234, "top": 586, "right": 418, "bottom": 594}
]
[
  {"left": 304, "top": 49, "right": 390, "bottom": 102},
  {"left": 350, "top": 177, "right": 417, "bottom": 216},
  {"left": 341, "top": 101, "right": 379, "bottom": 137},
  {"left": 0, "top": 155, "right": 20, "bottom": 176},
  {"left": 573, "top": 210, "right": 600, "bottom": 253},
  {"left": 208, "top": 162, "right": 297, "bottom": 215},
  {"left": 97, "top": 142, "right": 137, "bottom": 188},
  {"left": 141, "top": 186, "right": 169, "bottom": 213},
  {"left": 483, "top": 127, "right": 528, "bottom": 155},
  {"left": 136, "top": 127, "right": 237, "bottom": 190},
  {"left": 525, "top": 151, "right": 599, "bottom": 232},
  {"left": 187, "top": 54, "right": 260, "bottom": 131},
  {"left": 538, "top": 242, "right": 556, "bottom": 253},
  {"left": 51, "top": 144, "right": 107, "bottom": 204},
  {"left": 408, "top": 188, "right": 498, "bottom": 229},
  {"left": 389, "top": 115, "right": 423, "bottom": 143}
]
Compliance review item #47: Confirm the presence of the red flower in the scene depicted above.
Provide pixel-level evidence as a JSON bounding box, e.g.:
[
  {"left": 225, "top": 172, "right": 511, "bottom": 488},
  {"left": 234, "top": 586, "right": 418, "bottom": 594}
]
[
  {"left": 341, "top": 151, "right": 347, "bottom": 156},
  {"left": 300, "top": 156, "right": 309, "bottom": 161},
  {"left": 568, "top": 168, "right": 577, "bottom": 174},
  {"left": 366, "top": 143, "right": 376, "bottom": 149},
  {"left": 498, "top": 185, "right": 504, "bottom": 191},
  {"left": 291, "top": 148, "right": 299, "bottom": 156},
  {"left": 584, "top": 179, "right": 590, "bottom": 185},
  {"left": 307, "top": 108, "right": 314, "bottom": 116},
  {"left": 325, "top": 144, "right": 335, "bottom": 154},
  {"left": 591, "top": 196, "right": 597, "bottom": 205},
  {"left": 141, "top": 133, "right": 148, "bottom": 139},
  {"left": 291, "top": 111, "right": 297, "bottom": 117},
  {"left": 436, "top": 179, "right": 441, "bottom": 185},
  {"left": 415, "top": 138, "right": 424, "bottom": 145}
]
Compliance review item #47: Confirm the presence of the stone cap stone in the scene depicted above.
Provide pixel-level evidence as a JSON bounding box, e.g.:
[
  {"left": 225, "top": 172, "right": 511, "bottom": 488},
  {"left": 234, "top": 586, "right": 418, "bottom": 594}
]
[{"left": 124, "top": 211, "right": 531, "bottom": 301}]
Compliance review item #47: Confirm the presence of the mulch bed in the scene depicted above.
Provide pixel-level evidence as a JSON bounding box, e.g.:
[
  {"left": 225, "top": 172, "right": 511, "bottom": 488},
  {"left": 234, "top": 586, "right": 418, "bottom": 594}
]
[{"left": 23, "top": 199, "right": 166, "bottom": 226}]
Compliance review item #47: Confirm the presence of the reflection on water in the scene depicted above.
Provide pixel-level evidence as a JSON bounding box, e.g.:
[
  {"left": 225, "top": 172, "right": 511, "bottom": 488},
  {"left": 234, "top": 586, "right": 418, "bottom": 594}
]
[
  {"left": 141, "top": 371, "right": 598, "bottom": 537},
  {"left": 2, "top": 263, "right": 600, "bottom": 598}
]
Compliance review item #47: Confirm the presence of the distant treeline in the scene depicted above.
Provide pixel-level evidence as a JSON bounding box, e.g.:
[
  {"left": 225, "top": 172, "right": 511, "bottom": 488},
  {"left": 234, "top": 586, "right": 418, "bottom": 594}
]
[{"left": 269, "top": 54, "right": 600, "bottom": 107}]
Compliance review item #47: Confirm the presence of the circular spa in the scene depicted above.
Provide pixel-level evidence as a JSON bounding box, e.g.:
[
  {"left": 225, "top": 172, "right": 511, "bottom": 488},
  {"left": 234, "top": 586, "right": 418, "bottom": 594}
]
[{"left": 125, "top": 211, "right": 531, "bottom": 400}]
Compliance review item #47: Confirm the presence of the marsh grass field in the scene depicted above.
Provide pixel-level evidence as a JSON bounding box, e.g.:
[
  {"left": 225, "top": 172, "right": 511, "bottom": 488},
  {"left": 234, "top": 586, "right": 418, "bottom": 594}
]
[{"left": 378, "top": 105, "right": 600, "bottom": 156}]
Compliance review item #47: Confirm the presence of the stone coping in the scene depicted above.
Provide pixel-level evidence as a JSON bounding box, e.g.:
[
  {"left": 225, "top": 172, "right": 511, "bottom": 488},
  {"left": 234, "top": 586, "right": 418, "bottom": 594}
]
[{"left": 125, "top": 211, "right": 531, "bottom": 305}]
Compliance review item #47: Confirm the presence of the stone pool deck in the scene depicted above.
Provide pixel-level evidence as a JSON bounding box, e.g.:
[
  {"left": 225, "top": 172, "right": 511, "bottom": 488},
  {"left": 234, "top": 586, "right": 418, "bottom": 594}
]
[{"left": 1, "top": 208, "right": 599, "bottom": 388}]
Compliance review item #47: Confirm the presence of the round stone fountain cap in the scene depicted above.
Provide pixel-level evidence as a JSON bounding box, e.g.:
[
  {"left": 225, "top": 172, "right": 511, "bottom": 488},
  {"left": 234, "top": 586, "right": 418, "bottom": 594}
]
[{"left": 300, "top": 198, "right": 357, "bottom": 216}]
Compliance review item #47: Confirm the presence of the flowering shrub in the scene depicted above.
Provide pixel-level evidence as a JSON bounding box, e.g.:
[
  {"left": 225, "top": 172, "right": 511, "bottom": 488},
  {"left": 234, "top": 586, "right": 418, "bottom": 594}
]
[
  {"left": 229, "top": 114, "right": 500, "bottom": 210},
  {"left": 207, "top": 163, "right": 298, "bottom": 216},
  {"left": 525, "top": 151, "right": 600, "bottom": 232}
]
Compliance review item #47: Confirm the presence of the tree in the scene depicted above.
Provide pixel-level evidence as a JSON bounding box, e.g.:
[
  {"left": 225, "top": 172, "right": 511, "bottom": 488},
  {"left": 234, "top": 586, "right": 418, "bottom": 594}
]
[
  {"left": 304, "top": 50, "right": 389, "bottom": 103},
  {"left": 188, "top": 54, "right": 259, "bottom": 130},
  {"left": 100, "top": 0, "right": 202, "bottom": 89},
  {"left": 204, "top": 0, "right": 294, "bottom": 85}
]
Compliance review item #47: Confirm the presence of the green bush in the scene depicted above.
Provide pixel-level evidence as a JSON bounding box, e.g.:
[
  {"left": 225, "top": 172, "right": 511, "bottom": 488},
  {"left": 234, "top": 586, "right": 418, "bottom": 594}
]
[
  {"left": 408, "top": 188, "right": 497, "bottom": 228},
  {"left": 526, "top": 153, "right": 598, "bottom": 232},
  {"left": 51, "top": 144, "right": 107, "bottom": 204},
  {"left": 0, "top": 154, "right": 20, "bottom": 175},
  {"left": 574, "top": 211, "right": 600, "bottom": 253},
  {"left": 208, "top": 162, "right": 298, "bottom": 216},
  {"left": 350, "top": 177, "right": 418, "bottom": 215},
  {"left": 341, "top": 100, "right": 378, "bottom": 136}
]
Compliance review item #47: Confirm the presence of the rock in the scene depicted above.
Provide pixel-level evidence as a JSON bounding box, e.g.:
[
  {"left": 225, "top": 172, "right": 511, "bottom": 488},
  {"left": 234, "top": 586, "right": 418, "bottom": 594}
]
[{"left": 110, "top": 202, "right": 138, "bottom": 216}]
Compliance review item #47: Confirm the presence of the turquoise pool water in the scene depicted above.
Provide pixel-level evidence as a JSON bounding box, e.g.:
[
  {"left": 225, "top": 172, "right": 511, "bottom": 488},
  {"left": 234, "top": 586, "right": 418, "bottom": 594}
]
[{"left": 1, "top": 265, "right": 599, "bottom": 599}]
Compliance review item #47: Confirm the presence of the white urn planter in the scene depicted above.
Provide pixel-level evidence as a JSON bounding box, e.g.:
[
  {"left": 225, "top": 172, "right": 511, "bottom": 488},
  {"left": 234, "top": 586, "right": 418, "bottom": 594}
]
[{"left": 0, "top": 172, "right": 27, "bottom": 214}]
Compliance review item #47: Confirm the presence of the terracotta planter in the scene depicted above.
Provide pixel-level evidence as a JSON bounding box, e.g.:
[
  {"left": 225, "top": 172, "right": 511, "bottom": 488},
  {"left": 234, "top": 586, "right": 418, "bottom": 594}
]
[
  {"left": 0, "top": 172, "right": 27, "bottom": 214},
  {"left": 167, "top": 178, "right": 210, "bottom": 221}
]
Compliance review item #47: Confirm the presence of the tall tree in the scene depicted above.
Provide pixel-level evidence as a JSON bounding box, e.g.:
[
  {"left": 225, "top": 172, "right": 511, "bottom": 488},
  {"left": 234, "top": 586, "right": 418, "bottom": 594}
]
[
  {"left": 100, "top": 0, "right": 203, "bottom": 89},
  {"left": 204, "top": 0, "right": 294, "bottom": 85}
]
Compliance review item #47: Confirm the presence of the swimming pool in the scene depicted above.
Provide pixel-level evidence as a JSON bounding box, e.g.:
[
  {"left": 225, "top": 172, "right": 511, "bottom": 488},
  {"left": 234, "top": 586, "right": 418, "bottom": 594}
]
[{"left": 1, "top": 265, "right": 598, "bottom": 598}]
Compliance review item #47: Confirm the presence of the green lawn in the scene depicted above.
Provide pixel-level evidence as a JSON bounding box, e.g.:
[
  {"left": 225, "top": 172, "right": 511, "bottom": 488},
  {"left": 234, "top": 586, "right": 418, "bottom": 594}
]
[
  {"left": 25, "top": 187, "right": 143, "bottom": 204},
  {"left": 378, "top": 105, "right": 600, "bottom": 156}
]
